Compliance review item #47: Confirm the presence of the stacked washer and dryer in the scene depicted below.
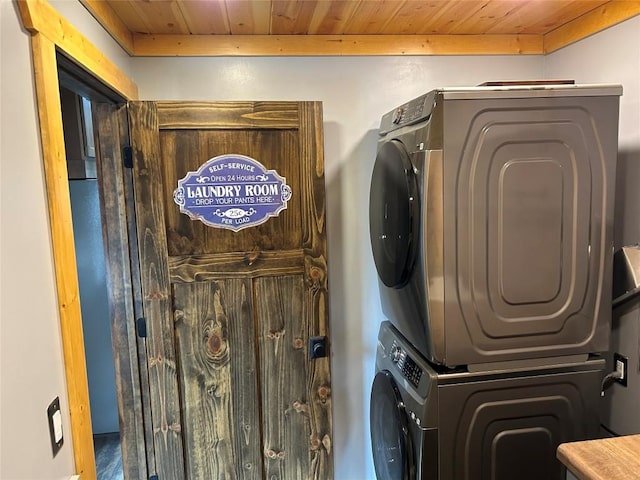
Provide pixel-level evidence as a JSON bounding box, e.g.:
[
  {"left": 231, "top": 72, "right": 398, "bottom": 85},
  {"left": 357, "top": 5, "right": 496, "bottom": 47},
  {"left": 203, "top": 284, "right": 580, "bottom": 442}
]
[{"left": 368, "top": 83, "right": 622, "bottom": 480}]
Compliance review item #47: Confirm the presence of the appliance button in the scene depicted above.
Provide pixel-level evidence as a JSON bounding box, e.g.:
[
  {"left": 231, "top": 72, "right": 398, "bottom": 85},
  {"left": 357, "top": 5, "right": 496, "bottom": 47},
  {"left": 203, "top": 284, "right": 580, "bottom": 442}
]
[
  {"left": 391, "top": 346, "right": 402, "bottom": 363},
  {"left": 392, "top": 108, "right": 404, "bottom": 124}
]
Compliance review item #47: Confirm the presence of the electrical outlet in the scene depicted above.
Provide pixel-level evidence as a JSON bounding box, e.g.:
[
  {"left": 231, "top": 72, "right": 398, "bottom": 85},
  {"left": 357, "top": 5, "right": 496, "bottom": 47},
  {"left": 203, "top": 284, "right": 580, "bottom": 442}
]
[{"left": 613, "top": 353, "right": 628, "bottom": 387}]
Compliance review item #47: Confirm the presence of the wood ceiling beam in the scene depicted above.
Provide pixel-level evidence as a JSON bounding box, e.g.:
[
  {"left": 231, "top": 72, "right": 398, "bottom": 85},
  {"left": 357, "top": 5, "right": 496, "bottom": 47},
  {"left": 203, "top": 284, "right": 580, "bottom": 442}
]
[
  {"left": 79, "top": 0, "right": 135, "bottom": 55},
  {"left": 132, "top": 34, "right": 544, "bottom": 56},
  {"left": 75, "top": 0, "right": 640, "bottom": 57},
  {"left": 544, "top": 1, "right": 640, "bottom": 53}
]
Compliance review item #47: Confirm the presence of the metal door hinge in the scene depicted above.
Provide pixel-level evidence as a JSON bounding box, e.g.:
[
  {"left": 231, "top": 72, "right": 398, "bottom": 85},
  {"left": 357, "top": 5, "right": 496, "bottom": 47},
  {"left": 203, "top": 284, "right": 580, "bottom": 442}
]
[
  {"left": 123, "top": 145, "right": 133, "bottom": 169},
  {"left": 136, "top": 317, "right": 147, "bottom": 338}
]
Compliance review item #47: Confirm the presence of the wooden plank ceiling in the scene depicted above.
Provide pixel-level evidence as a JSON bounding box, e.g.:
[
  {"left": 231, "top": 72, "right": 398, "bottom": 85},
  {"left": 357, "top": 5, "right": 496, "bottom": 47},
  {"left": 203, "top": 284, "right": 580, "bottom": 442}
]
[{"left": 81, "top": 0, "right": 640, "bottom": 56}]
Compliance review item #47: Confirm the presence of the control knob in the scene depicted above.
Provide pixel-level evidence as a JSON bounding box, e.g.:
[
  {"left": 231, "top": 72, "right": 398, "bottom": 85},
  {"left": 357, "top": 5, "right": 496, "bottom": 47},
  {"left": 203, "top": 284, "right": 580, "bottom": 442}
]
[
  {"left": 390, "top": 346, "right": 402, "bottom": 363},
  {"left": 391, "top": 107, "right": 404, "bottom": 124}
]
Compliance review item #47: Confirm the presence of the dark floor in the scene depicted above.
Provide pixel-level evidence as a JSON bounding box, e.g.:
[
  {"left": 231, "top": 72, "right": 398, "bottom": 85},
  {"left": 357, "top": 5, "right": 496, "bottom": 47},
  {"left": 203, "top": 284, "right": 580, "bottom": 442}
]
[{"left": 94, "top": 432, "right": 124, "bottom": 480}]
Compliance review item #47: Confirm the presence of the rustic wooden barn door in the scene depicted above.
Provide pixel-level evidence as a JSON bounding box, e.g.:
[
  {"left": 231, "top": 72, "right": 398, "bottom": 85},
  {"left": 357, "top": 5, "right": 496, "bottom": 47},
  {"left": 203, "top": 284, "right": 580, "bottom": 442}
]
[{"left": 97, "top": 101, "right": 332, "bottom": 480}]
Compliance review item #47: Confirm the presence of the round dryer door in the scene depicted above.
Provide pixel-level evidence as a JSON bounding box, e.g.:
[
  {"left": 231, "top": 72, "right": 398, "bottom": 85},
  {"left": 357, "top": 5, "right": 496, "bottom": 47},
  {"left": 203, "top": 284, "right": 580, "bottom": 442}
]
[
  {"left": 369, "top": 139, "right": 419, "bottom": 288},
  {"left": 370, "top": 370, "right": 414, "bottom": 480}
]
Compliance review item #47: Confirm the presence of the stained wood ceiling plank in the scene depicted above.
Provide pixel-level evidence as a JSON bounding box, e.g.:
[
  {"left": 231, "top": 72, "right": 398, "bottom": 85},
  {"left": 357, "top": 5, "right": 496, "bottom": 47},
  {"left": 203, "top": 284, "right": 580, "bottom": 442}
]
[
  {"left": 456, "top": 0, "right": 580, "bottom": 35},
  {"left": 306, "top": 0, "right": 363, "bottom": 35},
  {"left": 271, "top": 0, "right": 321, "bottom": 35},
  {"left": 107, "top": 0, "right": 154, "bottom": 34},
  {"left": 169, "top": 1, "right": 192, "bottom": 34},
  {"left": 379, "top": 1, "right": 450, "bottom": 35},
  {"left": 226, "top": 0, "right": 271, "bottom": 35},
  {"left": 449, "top": 1, "right": 529, "bottom": 35},
  {"left": 501, "top": 0, "right": 609, "bottom": 35},
  {"left": 482, "top": 0, "right": 559, "bottom": 34},
  {"left": 342, "top": 0, "right": 407, "bottom": 34},
  {"left": 544, "top": 0, "right": 640, "bottom": 52},
  {"left": 411, "top": 0, "right": 493, "bottom": 34},
  {"left": 426, "top": 0, "right": 499, "bottom": 34},
  {"left": 125, "top": 0, "right": 191, "bottom": 34},
  {"left": 175, "top": 0, "right": 230, "bottom": 34},
  {"left": 133, "top": 33, "right": 544, "bottom": 56},
  {"left": 80, "top": 0, "right": 135, "bottom": 54}
]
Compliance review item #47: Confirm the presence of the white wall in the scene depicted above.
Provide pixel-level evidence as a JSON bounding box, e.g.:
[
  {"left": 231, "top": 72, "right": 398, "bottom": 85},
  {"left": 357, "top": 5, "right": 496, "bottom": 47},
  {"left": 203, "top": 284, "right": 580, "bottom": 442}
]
[
  {"left": 131, "top": 54, "right": 544, "bottom": 479},
  {"left": 0, "top": 1, "right": 132, "bottom": 478},
  {"left": 0, "top": 1, "right": 76, "bottom": 477},
  {"left": 545, "top": 16, "right": 640, "bottom": 436}
]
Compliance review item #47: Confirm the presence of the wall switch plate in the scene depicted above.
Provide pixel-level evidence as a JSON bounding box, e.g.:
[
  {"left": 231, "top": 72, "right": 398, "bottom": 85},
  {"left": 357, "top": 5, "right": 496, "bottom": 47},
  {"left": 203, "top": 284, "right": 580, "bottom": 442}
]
[{"left": 47, "top": 397, "right": 64, "bottom": 456}]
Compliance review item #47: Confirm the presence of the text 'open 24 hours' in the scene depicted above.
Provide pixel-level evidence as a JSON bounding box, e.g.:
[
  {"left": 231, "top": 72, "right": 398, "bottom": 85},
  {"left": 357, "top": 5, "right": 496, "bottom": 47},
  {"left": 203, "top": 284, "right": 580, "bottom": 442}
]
[{"left": 173, "top": 154, "right": 292, "bottom": 232}]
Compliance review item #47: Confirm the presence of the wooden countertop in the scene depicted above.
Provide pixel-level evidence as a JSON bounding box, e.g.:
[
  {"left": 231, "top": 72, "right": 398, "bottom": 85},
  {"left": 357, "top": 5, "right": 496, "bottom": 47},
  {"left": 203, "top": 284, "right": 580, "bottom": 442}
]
[{"left": 557, "top": 435, "right": 640, "bottom": 480}]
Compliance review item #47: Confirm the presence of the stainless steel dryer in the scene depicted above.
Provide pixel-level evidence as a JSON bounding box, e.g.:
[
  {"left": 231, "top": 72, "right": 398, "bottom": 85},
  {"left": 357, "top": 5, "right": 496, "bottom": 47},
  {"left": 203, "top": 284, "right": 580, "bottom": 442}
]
[
  {"left": 369, "top": 84, "right": 622, "bottom": 368},
  {"left": 370, "top": 321, "right": 604, "bottom": 480}
]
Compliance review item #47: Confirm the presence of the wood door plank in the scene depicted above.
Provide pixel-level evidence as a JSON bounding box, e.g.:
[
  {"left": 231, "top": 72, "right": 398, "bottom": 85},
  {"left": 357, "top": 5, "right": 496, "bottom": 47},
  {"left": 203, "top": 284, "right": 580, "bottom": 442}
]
[
  {"left": 299, "top": 102, "right": 333, "bottom": 478},
  {"left": 120, "top": 107, "right": 158, "bottom": 475},
  {"left": 169, "top": 250, "right": 305, "bottom": 282},
  {"left": 93, "top": 103, "right": 148, "bottom": 480},
  {"left": 157, "top": 101, "right": 300, "bottom": 129},
  {"left": 128, "top": 102, "right": 185, "bottom": 479},
  {"left": 256, "top": 275, "right": 311, "bottom": 478},
  {"left": 299, "top": 102, "right": 326, "bottom": 254},
  {"left": 173, "top": 280, "right": 262, "bottom": 479}
]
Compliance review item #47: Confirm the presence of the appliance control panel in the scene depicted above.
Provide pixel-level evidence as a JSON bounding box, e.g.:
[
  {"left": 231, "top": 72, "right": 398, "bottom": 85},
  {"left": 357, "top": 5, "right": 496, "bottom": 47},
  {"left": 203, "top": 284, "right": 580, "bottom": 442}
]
[
  {"left": 379, "top": 90, "right": 436, "bottom": 135},
  {"left": 390, "top": 341, "right": 423, "bottom": 387},
  {"left": 391, "top": 98, "right": 426, "bottom": 126}
]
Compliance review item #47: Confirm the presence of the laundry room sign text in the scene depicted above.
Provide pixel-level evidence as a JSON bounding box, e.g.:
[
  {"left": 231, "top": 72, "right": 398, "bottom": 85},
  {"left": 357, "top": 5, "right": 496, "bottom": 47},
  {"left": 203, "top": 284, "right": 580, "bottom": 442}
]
[{"left": 173, "top": 154, "right": 292, "bottom": 232}]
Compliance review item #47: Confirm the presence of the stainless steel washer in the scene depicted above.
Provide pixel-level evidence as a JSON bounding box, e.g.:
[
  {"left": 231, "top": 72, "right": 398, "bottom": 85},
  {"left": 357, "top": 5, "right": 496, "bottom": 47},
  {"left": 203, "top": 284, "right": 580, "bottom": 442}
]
[{"left": 370, "top": 321, "right": 604, "bottom": 480}]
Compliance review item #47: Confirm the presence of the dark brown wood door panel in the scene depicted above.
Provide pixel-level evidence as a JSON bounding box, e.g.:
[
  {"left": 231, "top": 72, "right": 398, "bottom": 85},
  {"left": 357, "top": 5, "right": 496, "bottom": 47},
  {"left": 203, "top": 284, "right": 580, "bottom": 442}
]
[
  {"left": 174, "top": 279, "right": 261, "bottom": 479},
  {"left": 160, "top": 128, "right": 302, "bottom": 256},
  {"left": 99, "top": 100, "right": 332, "bottom": 480}
]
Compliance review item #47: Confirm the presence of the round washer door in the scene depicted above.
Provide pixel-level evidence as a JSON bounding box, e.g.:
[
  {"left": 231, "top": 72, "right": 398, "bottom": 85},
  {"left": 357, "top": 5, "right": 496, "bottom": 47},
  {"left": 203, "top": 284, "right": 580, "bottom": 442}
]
[
  {"left": 370, "top": 370, "right": 415, "bottom": 480},
  {"left": 369, "top": 139, "right": 419, "bottom": 288}
]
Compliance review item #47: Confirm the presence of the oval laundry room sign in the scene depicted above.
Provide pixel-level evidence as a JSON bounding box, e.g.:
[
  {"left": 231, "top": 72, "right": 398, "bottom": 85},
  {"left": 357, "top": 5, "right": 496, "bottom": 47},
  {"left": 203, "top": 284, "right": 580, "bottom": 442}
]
[{"left": 173, "top": 154, "right": 292, "bottom": 232}]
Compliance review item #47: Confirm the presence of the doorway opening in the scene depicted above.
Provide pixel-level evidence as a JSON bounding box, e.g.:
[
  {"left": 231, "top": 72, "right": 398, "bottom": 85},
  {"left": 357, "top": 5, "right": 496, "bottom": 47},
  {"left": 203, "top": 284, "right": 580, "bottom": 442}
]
[
  {"left": 60, "top": 83, "right": 123, "bottom": 480},
  {"left": 55, "top": 51, "right": 150, "bottom": 480}
]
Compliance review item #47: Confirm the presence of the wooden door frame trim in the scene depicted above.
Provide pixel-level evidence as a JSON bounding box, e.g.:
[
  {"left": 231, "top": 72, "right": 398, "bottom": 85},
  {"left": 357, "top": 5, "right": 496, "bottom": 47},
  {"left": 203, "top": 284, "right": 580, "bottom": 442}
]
[{"left": 17, "top": 1, "right": 138, "bottom": 478}]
